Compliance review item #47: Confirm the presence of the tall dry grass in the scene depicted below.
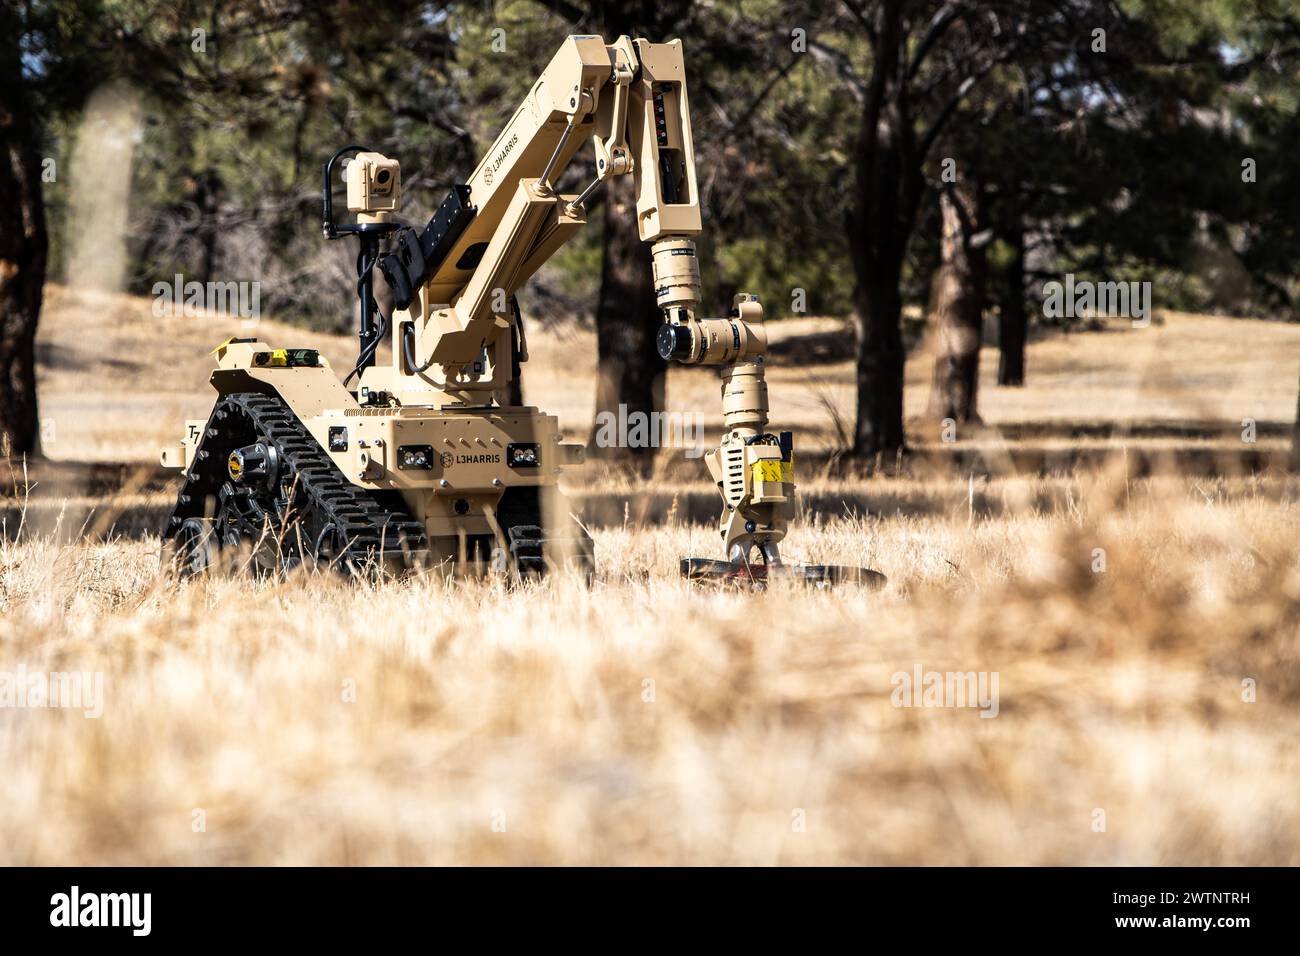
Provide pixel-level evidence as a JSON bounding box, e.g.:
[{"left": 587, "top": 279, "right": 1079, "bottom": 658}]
[
  {"left": 2, "top": 472, "right": 1297, "bottom": 865},
  {"left": 9, "top": 288, "right": 1299, "bottom": 863}
]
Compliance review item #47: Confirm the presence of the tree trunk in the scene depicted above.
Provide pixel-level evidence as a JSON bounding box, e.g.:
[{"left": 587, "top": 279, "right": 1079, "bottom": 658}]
[
  {"left": 1291, "top": 369, "right": 1300, "bottom": 472},
  {"left": 0, "top": 15, "right": 47, "bottom": 459},
  {"left": 193, "top": 168, "right": 222, "bottom": 287},
  {"left": 847, "top": 1, "right": 924, "bottom": 461},
  {"left": 583, "top": 0, "right": 667, "bottom": 464},
  {"left": 588, "top": 171, "right": 665, "bottom": 460},
  {"left": 851, "top": 278, "right": 907, "bottom": 458},
  {"left": 997, "top": 217, "right": 1026, "bottom": 386},
  {"left": 927, "top": 178, "right": 987, "bottom": 423}
]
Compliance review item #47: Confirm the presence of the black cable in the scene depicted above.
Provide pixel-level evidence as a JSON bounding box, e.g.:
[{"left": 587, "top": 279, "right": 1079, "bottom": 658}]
[
  {"left": 398, "top": 294, "right": 525, "bottom": 379},
  {"left": 402, "top": 321, "right": 437, "bottom": 374},
  {"left": 321, "top": 144, "right": 372, "bottom": 239},
  {"left": 343, "top": 250, "right": 389, "bottom": 386}
]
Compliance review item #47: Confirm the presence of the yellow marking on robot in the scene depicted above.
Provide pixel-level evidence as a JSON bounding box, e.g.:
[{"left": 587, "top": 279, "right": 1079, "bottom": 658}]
[{"left": 751, "top": 459, "right": 793, "bottom": 483}]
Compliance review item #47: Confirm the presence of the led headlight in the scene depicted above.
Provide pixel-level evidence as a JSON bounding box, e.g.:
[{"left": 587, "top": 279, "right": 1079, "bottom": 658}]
[
  {"left": 398, "top": 444, "right": 434, "bottom": 470},
  {"left": 507, "top": 442, "right": 540, "bottom": 468}
]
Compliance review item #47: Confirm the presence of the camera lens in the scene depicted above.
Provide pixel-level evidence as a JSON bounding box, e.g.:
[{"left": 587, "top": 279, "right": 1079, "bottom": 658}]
[
  {"left": 656, "top": 323, "right": 694, "bottom": 362},
  {"left": 376, "top": 169, "right": 391, "bottom": 185}
]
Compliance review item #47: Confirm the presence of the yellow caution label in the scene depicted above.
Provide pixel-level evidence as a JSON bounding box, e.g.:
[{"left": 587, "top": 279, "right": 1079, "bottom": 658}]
[{"left": 751, "top": 459, "right": 794, "bottom": 483}]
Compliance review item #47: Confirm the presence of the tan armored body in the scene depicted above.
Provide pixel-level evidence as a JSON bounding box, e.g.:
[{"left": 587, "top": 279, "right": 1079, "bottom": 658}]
[{"left": 160, "top": 34, "right": 881, "bottom": 587}]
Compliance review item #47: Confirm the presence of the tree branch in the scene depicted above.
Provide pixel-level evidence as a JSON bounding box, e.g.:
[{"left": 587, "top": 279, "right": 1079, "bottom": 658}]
[
  {"left": 839, "top": 0, "right": 877, "bottom": 47},
  {"left": 806, "top": 39, "right": 866, "bottom": 102},
  {"left": 906, "top": 2, "right": 962, "bottom": 81}
]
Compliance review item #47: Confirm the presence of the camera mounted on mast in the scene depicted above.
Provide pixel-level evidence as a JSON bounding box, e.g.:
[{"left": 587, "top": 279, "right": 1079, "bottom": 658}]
[{"left": 321, "top": 145, "right": 404, "bottom": 382}]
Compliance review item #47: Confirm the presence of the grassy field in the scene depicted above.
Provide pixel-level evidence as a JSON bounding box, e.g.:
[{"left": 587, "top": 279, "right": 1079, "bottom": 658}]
[
  {"left": 1, "top": 288, "right": 1298, "bottom": 864},
  {"left": 29, "top": 285, "right": 1300, "bottom": 463}
]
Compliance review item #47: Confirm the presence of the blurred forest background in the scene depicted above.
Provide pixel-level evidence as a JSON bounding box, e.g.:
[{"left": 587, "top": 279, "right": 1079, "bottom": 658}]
[{"left": 2, "top": 0, "right": 1299, "bottom": 463}]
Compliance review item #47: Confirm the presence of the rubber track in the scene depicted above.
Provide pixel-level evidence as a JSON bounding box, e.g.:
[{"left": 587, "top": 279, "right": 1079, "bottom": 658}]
[{"left": 164, "top": 392, "right": 427, "bottom": 569}]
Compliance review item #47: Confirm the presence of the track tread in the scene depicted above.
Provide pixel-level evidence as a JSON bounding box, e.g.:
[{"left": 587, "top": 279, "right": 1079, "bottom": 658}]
[{"left": 163, "top": 392, "right": 428, "bottom": 572}]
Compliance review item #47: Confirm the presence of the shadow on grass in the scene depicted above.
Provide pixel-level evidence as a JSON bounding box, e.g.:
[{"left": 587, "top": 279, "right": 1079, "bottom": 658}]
[{"left": 3, "top": 425, "right": 1293, "bottom": 542}]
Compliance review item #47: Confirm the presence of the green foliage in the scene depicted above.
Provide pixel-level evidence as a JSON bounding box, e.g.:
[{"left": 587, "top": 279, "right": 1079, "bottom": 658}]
[{"left": 19, "top": 0, "right": 1300, "bottom": 332}]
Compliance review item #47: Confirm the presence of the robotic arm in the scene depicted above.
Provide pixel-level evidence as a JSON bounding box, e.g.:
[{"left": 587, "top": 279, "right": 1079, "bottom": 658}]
[
  {"left": 336, "top": 34, "right": 796, "bottom": 573},
  {"left": 377, "top": 36, "right": 711, "bottom": 367}
]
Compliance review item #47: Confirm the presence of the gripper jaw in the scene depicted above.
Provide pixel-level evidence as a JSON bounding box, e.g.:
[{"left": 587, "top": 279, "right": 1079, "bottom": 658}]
[
  {"left": 681, "top": 349, "right": 885, "bottom": 590},
  {"left": 705, "top": 433, "right": 795, "bottom": 566}
]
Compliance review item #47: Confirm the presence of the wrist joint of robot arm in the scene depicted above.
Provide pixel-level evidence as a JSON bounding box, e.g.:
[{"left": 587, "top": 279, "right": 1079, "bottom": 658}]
[{"left": 649, "top": 236, "right": 766, "bottom": 367}]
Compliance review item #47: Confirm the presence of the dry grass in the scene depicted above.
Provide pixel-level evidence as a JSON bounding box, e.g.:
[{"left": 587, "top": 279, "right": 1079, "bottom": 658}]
[
  {"left": 3, "top": 474, "right": 1299, "bottom": 865},
  {"left": 3, "top": 288, "right": 1298, "bottom": 864},
  {"left": 37, "top": 287, "right": 1300, "bottom": 462}
]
